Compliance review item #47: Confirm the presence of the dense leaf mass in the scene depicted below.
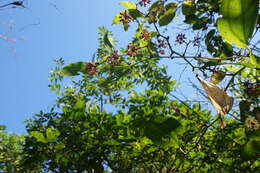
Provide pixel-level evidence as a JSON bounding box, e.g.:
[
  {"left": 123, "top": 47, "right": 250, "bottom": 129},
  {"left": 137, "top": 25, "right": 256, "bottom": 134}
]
[{"left": 1, "top": 0, "right": 260, "bottom": 172}]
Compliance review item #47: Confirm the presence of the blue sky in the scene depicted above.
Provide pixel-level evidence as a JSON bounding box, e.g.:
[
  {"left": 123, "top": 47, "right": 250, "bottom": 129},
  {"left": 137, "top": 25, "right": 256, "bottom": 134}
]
[
  {"left": 0, "top": 0, "right": 134, "bottom": 134},
  {"left": 0, "top": 0, "right": 204, "bottom": 134}
]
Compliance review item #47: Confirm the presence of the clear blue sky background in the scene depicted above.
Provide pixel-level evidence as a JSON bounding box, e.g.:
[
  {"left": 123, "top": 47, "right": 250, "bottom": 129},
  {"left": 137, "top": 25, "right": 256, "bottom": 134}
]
[
  {"left": 0, "top": 0, "right": 200, "bottom": 134},
  {"left": 0, "top": 0, "right": 133, "bottom": 134}
]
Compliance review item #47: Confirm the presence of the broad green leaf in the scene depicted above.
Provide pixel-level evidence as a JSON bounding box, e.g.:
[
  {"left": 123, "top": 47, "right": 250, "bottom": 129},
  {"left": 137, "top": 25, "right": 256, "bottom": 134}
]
[
  {"left": 144, "top": 117, "right": 181, "bottom": 144},
  {"left": 149, "top": 0, "right": 164, "bottom": 13},
  {"left": 242, "top": 139, "right": 260, "bottom": 159},
  {"left": 217, "top": 0, "right": 259, "bottom": 48},
  {"left": 62, "top": 62, "right": 87, "bottom": 76},
  {"left": 30, "top": 131, "right": 46, "bottom": 143},
  {"left": 128, "top": 9, "right": 143, "bottom": 19},
  {"left": 119, "top": 1, "right": 136, "bottom": 10},
  {"left": 184, "top": 14, "right": 198, "bottom": 24},
  {"left": 147, "top": 0, "right": 164, "bottom": 23},
  {"left": 192, "top": 19, "right": 206, "bottom": 30},
  {"left": 182, "top": 0, "right": 196, "bottom": 15},
  {"left": 159, "top": 3, "right": 177, "bottom": 26},
  {"left": 46, "top": 128, "right": 60, "bottom": 142}
]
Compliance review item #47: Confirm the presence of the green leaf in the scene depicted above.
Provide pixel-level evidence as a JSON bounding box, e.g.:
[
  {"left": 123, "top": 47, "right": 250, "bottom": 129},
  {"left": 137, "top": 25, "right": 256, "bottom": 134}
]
[
  {"left": 119, "top": 1, "right": 137, "bottom": 10},
  {"left": 217, "top": 0, "right": 259, "bottom": 48},
  {"left": 147, "top": 0, "right": 164, "bottom": 24},
  {"left": 30, "top": 131, "right": 47, "bottom": 143},
  {"left": 55, "top": 143, "right": 66, "bottom": 150},
  {"left": 144, "top": 117, "right": 181, "bottom": 144},
  {"left": 192, "top": 20, "right": 206, "bottom": 30},
  {"left": 46, "top": 128, "right": 60, "bottom": 142},
  {"left": 236, "top": 62, "right": 255, "bottom": 69},
  {"left": 159, "top": 3, "right": 177, "bottom": 26},
  {"left": 104, "top": 139, "right": 120, "bottom": 146},
  {"left": 182, "top": 0, "right": 196, "bottom": 15},
  {"left": 112, "top": 13, "right": 122, "bottom": 25},
  {"left": 184, "top": 14, "right": 198, "bottom": 24},
  {"left": 242, "top": 139, "right": 260, "bottom": 160},
  {"left": 62, "top": 62, "right": 87, "bottom": 76},
  {"left": 239, "top": 100, "right": 251, "bottom": 122},
  {"left": 250, "top": 54, "right": 260, "bottom": 68},
  {"left": 205, "top": 30, "right": 215, "bottom": 46},
  {"left": 73, "top": 100, "right": 85, "bottom": 110},
  {"left": 149, "top": 0, "right": 164, "bottom": 13},
  {"left": 123, "top": 23, "right": 130, "bottom": 31},
  {"left": 104, "top": 32, "right": 115, "bottom": 49},
  {"left": 129, "top": 9, "right": 143, "bottom": 19}
]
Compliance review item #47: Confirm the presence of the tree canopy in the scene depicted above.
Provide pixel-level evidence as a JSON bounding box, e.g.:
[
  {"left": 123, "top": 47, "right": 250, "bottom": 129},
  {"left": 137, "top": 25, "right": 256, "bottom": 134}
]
[{"left": 1, "top": 0, "right": 260, "bottom": 172}]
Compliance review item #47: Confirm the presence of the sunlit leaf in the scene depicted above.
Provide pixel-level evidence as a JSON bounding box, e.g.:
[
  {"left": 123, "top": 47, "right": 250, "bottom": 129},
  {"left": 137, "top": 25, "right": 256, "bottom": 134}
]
[
  {"left": 217, "top": 0, "right": 259, "bottom": 48},
  {"left": 30, "top": 131, "right": 46, "bottom": 143},
  {"left": 147, "top": 0, "right": 164, "bottom": 23},
  {"left": 250, "top": 54, "right": 260, "bottom": 68},
  {"left": 159, "top": 3, "right": 177, "bottom": 26},
  {"left": 46, "top": 128, "right": 60, "bottom": 142},
  {"left": 73, "top": 100, "right": 85, "bottom": 110},
  {"left": 62, "top": 62, "right": 87, "bottom": 76},
  {"left": 119, "top": 1, "right": 137, "bottom": 10},
  {"left": 112, "top": 13, "right": 122, "bottom": 25},
  {"left": 182, "top": 0, "right": 196, "bottom": 15}
]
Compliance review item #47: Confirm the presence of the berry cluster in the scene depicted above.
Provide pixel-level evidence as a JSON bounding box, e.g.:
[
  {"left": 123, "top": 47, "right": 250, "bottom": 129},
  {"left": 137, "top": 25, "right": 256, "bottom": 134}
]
[
  {"left": 86, "top": 62, "right": 98, "bottom": 75},
  {"left": 106, "top": 51, "right": 121, "bottom": 66},
  {"left": 140, "top": 29, "right": 152, "bottom": 41},
  {"left": 245, "top": 116, "right": 259, "bottom": 130},
  {"left": 127, "top": 43, "right": 139, "bottom": 56}
]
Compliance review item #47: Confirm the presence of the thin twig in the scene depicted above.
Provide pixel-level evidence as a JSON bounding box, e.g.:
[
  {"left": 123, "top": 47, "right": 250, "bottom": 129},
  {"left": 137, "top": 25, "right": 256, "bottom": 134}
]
[{"left": 224, "top": 67, "right": 245, "bottom": 91}]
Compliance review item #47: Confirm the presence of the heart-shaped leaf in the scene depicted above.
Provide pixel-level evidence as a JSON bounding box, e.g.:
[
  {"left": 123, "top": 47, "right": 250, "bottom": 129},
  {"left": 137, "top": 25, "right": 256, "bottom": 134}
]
[{"left": 217, "top": 0, "right": 259, "bottom": 48}]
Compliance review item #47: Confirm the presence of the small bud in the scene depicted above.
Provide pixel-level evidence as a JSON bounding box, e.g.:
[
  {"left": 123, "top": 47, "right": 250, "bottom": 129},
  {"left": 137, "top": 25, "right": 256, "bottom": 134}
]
[{"left": 106, "top": 51, "right": 122, "bottom": 66}]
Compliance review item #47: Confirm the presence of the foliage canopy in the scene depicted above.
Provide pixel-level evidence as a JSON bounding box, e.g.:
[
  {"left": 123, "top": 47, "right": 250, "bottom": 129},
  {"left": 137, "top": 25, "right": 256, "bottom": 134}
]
[{"left": 1, "top": 0, "right": 260, "bottom": 172}]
